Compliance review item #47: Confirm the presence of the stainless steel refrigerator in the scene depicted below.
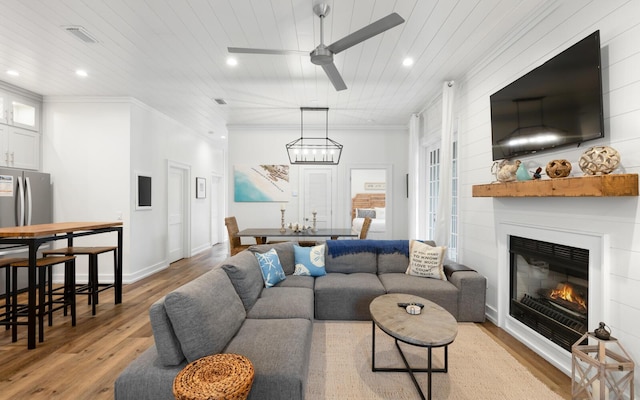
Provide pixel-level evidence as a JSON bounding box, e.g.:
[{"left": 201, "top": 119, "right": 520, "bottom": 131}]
[{"left": 0, "top": 168, "right": 52, "bottom": 295}]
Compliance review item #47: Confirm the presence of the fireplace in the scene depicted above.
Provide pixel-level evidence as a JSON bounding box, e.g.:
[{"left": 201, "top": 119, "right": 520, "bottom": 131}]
[
  {"left": 509, "top": 235, "right": 588, "bottom": 351},
  {"left": 497, "top": 222, "right": 606, "bottom": 375}
]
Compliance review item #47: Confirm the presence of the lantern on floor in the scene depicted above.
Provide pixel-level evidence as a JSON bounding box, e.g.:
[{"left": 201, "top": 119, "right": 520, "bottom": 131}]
[{"left": 571, "top": 322, "right": 634, "bottom": 400}]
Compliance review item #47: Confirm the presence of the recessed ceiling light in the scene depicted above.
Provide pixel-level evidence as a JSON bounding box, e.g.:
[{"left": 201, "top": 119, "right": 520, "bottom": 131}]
[
  {"left": 226, "top": 57, "right": 238, "bottom": 67},
  {"left": 76, "top": 69, "right": 88, "bottom": 77},
  {"left": 6, "top": 70, "right": 19, "bottom": 76},
  {"left": 220, "top": 135, "right": 226, "bottom": 140},
  {"left": 402, "top": 57, "right": 414, "bottom": 67}
]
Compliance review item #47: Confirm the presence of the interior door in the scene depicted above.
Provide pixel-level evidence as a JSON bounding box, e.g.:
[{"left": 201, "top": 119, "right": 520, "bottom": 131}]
[
  {"left": 168, "top": 166, "right": 186, "bottom": 263},
  {"left": 302, "top": 167, "right": 332, "bottom": 229}
]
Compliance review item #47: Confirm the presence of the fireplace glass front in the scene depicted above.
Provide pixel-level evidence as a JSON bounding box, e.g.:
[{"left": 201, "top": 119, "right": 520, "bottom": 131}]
[{"left": 509, "top": 235, "right": 589, "bottom": 351}]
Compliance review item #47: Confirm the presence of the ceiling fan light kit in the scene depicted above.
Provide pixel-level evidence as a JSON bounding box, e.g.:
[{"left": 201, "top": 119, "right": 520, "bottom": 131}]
[
  {"left": 286, "top": 107, "right": 343, "bottom": 165},
  {"left": 227, "top": 3, "right": 404, "bottom": 91}
]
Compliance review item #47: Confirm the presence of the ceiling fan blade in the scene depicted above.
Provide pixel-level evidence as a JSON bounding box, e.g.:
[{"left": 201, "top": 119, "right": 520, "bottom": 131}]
[
  {"left": 327, "top": 13, "right": 405, "bottom": 54},
  {"left": 227, "top": 47, "right": 308, "bottom": 56},
  {"left": 321, "top": 62, "right": 347, "bottom": 91}
]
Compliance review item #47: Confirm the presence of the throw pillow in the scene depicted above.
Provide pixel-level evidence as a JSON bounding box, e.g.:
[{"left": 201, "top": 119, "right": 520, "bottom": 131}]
[
  {"left": 356, "top": 208, "right": 376, "bottom": 219},
  {"left": 374, "top": 207, "right": 386, "bottom": 220},
  {"left": 254, "top": 248, "right": 286, "bottom": 287},
  {"left": 405, "top": 240, "right": 447, "bottom": 280},
  {"left": 293, "top": 244, "right": 326, "bottom": 277}
]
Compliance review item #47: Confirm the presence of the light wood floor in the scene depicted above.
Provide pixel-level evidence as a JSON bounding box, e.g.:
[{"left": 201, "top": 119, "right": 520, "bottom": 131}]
[{"left": 0, "top": 244, "right": 572, "bottom": 399}]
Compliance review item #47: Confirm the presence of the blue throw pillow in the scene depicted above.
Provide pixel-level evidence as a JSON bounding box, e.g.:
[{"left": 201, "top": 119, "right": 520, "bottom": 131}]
[
  {"left": 293, "top": 244, "right": 326, "bottom": 277},
  {"left": 254, "top": 248, "right": 286, "bottom": 288}
]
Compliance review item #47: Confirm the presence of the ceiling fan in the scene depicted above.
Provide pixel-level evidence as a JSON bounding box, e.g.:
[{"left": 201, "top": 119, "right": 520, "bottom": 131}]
[{"left": 227, "top": 3, "right": 405, "bottom": 91}]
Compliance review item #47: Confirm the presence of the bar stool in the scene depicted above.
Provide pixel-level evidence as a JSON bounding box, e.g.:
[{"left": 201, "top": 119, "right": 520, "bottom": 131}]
[
  {"left": 1, "top": 257, "right": 28, "bottom": 331},
  {"left": 9, "top": 255, "right": 76, "bottom": 342},
  {"left": 43, "top": 246, "right": 118, "bottom": 315}
]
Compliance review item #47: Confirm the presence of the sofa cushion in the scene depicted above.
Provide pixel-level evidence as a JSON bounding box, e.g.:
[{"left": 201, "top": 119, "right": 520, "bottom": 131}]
[
  {"left": 249, "top": 242, "right": 296, "bottom": 275},
  {"left": 376, "top": 240, "right": 410, "bottom": 274},
  {"left": 246, "top": 287, "right": 314, "bottom": 320},
  {"left": 314, "top": 272, "right": 386, "bottom": 320},
  {"left": 222, "top": 250, "right": 264, "bottom": 310},
  {"left": 406, "top": 240, "right": 447, "bottom": 280},
  {"left": 273, "top": 274, "right": 315, "bottom": 289},
  {"left": 378, "top": 273, "right": 459, "bottom": 319},
  {"left": 114, "top": 344, "right": 185, "bottom": 400},
  {"left": 324, "top": 240, "right": 377, "bottom": 274},
  {"left": 164, "top": 268, "right": 246, "bottom": 363},
  {"left": 255, "top": 248, "right": 286, "bottom": 287},
  {"left": 224, "top": 318, "right": 313, "bottom": 400},
  {"left": 293, "top": 244, "right": 326, "bottom": 276},
  {"left": 149, "top": 297, "right": 184, "bottom": 366}
]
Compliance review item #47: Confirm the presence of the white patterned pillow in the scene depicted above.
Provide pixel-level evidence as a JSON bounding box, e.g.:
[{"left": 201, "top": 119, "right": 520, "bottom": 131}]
[
  {"left": 405, "top": 240, "right": 447, "bottom": 280},
  {"left": 293, "top": 244, "right": 326, "bottom": 277},
  {"left": 356, "top": 208, "right": 376, "bottom": 218}
]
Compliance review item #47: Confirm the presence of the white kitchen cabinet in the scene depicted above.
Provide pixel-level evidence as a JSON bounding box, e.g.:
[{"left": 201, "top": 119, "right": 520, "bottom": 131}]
[
  {"left": 0, "top": 90, "right": 40, "bottom": 131},
  {"left": 0, "top": 125, "right": 40, "bottom": 170}
]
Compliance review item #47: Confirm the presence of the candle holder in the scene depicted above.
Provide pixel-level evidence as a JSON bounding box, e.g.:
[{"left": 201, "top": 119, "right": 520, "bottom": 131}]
[
  {"left": 280, "top": 209, "right": 286, "bottom": 233},
  {"left": 311, "top": 211, "right": 317, "bottom": 232}
]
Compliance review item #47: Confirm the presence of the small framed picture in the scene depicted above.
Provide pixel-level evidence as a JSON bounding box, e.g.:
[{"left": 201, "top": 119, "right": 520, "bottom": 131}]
[
  {"left": 196, "top": 177, "right": 206, "bottom": 199},
  {"left": 136, "top": 172, "right": 152, "bottom": 210}
]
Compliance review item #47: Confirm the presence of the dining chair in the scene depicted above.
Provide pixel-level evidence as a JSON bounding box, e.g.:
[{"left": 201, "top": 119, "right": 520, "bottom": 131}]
[
  {"left": 359, "top": 216, "right": 372, "bottom": 239},
  {"left": 225, "top": 217, "right": 251, "bottom": 256}
]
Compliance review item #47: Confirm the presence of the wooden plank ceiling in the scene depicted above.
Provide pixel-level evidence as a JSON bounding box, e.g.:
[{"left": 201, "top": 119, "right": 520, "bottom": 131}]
[{"left": 0, "top": 0, "right": 561, "bottom": 139}]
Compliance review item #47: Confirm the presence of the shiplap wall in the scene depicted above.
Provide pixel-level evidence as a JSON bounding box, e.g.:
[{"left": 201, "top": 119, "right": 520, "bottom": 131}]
[{"left": 454, "top": 0, "right": 640, "bottom": 387}]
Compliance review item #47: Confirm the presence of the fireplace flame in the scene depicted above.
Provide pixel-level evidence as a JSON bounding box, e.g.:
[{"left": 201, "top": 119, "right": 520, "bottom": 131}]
[{"left": 550, "top": 283, "right": 587, "bottom": 311}]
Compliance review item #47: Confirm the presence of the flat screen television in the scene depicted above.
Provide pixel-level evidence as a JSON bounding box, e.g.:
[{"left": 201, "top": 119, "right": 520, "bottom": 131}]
[{"left": 490, "top": 30, "right": 604, "bottom": 161}]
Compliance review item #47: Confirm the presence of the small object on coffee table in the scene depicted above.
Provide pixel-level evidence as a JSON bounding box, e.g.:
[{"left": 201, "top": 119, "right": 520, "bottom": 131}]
[{"left": 173, "top": 353, "right": 254, "bottom": 400}]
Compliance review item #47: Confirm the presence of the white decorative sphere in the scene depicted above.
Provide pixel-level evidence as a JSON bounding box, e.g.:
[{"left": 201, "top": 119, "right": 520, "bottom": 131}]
[{"left": 578, "top": 146, "right": 620, "bottom": 175}]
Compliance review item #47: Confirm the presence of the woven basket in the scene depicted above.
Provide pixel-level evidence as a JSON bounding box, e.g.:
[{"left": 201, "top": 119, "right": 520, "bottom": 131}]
[{"left": 173, "top": 353, "right": 254, "bottom": 400}]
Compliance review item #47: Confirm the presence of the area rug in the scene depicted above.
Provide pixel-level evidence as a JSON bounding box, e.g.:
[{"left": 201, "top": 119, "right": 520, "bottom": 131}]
[{"left": 305, "top": 321, "right": 565, "bottom": 400}]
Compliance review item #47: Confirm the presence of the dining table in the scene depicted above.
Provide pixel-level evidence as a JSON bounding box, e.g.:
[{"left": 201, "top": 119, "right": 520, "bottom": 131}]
[
  {"left": 236, "top": 227, "right": 357, "bottom": 245},
  {"left": 0, "top": 221, "right": 123, "bottom": 349}
]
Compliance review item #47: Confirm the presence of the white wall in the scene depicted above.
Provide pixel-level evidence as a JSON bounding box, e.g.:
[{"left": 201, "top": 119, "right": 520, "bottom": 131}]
[
  {"left": 351, "top": 169, "right": 386, "bottom": 195},
  {"left": 452, "top": 0, "right": 640, "bottom": 386},
  {"left": 43, "top": 98, "right": 130, "bottom": 283},
  {"left": 228, "top": 126, "right": 409, "bottom": 240},
  {"left": 43, "top": 97, "right": 226, "bottom": 283}
]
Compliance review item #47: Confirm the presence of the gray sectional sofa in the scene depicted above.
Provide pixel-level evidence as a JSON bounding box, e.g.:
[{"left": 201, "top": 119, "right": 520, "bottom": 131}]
[{"left": 114, "top": 240, "right": 486, "bottom": 400}]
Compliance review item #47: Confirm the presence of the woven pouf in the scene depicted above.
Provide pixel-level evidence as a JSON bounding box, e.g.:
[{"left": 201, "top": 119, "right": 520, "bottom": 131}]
[{"left": 173, "top": 354, "right": 254, "bottom": 400}]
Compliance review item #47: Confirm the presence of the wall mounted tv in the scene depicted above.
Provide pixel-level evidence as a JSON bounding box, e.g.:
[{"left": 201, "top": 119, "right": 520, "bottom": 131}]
[{"left": 490, "top": 30, "right": 604, "bottom": 161}]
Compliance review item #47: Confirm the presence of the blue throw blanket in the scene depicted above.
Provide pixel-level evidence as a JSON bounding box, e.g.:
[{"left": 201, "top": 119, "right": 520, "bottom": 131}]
[{"left": 326, "top": 240, "right": 409, "bottom": 257}]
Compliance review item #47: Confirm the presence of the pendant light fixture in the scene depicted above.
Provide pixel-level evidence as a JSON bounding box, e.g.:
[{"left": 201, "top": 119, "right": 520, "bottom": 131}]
[{"left": 286, "top": 107, "right": 343, "bottom": 165}]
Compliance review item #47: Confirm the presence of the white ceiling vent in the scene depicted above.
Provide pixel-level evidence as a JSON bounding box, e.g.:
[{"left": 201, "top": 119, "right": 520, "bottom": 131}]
[{"left": 62, "top": 25, "right": 99, "bottom": 43}]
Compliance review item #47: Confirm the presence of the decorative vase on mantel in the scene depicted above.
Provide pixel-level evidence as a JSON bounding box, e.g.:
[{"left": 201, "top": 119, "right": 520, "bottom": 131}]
[
  {"left": 578, "top": 145, "right": 620, "bottom": 175},
  {"left": 546, "top": 159, "right": 572, "bottom": 179}
]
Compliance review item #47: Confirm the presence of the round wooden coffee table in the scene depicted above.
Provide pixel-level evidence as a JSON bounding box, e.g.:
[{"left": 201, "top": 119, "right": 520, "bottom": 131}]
[
  {"left": 369, "top": 293, "right": 458, "bottom": 400},
  {"left": 173, "top": 353, "right": 254, "bottom": 400}
]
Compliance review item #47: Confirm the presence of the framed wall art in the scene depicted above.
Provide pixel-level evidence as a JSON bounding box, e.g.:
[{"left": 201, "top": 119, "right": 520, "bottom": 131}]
[{"left": 196, "top": 177, "right": 206, "bottom": 199}]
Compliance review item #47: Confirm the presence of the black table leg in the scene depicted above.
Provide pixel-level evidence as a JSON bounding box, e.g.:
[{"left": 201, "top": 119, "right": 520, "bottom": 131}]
[{"left": 371, "top": 323, "right": 449, "bottom": 400}]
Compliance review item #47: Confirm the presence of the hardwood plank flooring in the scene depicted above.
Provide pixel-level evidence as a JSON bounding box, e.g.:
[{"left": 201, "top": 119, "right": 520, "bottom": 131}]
[{"left": 0, "top": 244, "right": 572, "bottom": 399}]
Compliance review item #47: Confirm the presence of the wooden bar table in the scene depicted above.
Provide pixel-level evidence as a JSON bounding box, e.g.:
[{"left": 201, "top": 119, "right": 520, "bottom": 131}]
[{"left": 0, "top": 221, "right": 123, "bottom": 349}]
